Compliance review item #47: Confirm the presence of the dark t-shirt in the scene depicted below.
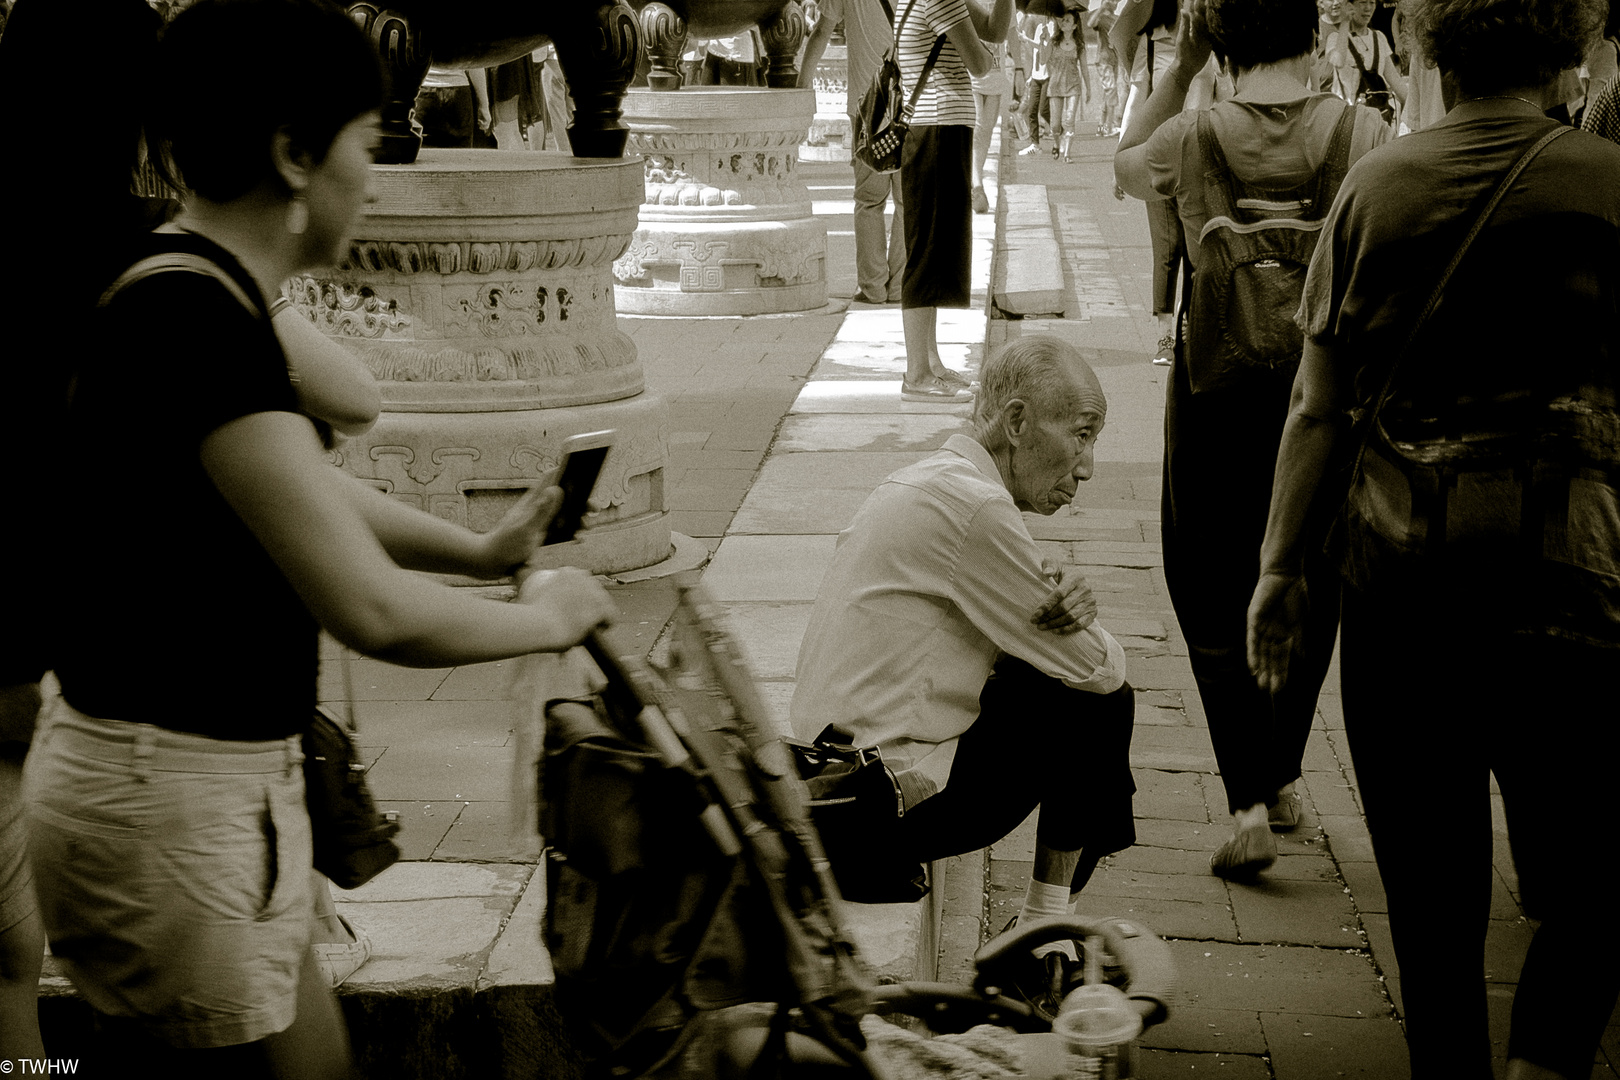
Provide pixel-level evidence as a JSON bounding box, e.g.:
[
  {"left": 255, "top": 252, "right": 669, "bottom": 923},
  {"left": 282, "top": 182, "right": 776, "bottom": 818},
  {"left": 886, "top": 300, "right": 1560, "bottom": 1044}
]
[
  {"left": 53, "top": 232, "right": 319, "bottom": 740},
  {"left": 1301, "top": 109, "right": 1620, "bottom": 426}
]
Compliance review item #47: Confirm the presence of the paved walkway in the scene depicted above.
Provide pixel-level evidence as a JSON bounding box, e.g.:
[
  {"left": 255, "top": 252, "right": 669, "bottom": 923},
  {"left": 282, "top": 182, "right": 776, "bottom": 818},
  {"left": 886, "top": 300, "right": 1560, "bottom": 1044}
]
[{"left": 310, "top": 124, "right": 1617, "bottom": 1077}]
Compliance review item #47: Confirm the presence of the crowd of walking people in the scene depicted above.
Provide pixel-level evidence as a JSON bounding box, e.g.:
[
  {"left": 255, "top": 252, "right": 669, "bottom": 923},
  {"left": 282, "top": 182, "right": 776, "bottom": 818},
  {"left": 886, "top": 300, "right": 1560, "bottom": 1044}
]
[{"left": 0, "top": 0, "right": 1617, "bottom": 1077}]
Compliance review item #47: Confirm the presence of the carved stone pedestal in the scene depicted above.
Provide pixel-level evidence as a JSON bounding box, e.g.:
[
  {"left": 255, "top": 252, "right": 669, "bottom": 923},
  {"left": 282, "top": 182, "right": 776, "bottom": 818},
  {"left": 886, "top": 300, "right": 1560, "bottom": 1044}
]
[
  {"left": 292, "top": 150, "right": 671, "bottom": 575},
  {"left": 801, "top": 43, "right": 851, "bottom": 163},
  {"left": 615, "top": 87, "right": 827, "bottom": 315}
]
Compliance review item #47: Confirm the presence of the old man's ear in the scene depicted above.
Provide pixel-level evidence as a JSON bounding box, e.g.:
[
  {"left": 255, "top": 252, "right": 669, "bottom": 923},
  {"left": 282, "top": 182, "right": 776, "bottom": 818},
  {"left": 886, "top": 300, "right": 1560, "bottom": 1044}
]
[{"left": 1000, "top": 397, "right": 1036, "bottom": 444}]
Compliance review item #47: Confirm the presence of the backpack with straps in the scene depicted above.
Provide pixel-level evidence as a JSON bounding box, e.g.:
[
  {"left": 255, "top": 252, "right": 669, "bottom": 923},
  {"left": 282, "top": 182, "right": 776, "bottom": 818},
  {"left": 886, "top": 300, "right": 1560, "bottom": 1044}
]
[
  {"left": 853, "top": 0, "right": 945, "bottom": 174},
  {"left": 1181, "top": 100, "right": 1356, "bottom": 395}
]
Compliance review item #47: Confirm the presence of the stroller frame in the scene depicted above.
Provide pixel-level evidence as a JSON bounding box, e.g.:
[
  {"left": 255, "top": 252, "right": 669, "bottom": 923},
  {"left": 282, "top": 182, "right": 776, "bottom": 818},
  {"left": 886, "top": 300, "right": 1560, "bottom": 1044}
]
[{"left": 537, "top": 584, "right": 1172, "bottom": 1079}]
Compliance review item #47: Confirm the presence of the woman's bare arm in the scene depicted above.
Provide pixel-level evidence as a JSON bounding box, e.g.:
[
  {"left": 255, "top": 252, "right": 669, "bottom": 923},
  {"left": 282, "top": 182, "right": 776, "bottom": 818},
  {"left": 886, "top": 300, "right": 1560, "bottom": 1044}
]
[
  {"left": 272, "top": 306, "right": 382, "bottom": 437},
  {"left": 202, "top": 411, "right": 615, "bottom": 666}
]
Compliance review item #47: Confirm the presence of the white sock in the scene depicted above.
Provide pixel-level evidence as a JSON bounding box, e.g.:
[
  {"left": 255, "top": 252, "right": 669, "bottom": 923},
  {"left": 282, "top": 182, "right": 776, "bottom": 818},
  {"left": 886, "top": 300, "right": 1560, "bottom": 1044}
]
[{"left": 1021, "top": 879, "right": 1078, "bottom": 961}]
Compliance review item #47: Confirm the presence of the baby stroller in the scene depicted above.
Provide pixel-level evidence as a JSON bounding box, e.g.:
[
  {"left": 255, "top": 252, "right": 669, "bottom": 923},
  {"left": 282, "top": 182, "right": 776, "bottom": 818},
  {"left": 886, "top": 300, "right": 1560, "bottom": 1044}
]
[{"left": 536, "top": 585, "right": 1173, "bottom": 1079}]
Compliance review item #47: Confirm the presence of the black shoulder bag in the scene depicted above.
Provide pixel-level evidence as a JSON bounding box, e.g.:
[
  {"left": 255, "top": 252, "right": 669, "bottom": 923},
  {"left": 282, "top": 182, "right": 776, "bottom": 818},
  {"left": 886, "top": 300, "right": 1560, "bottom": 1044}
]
[{"left": 853, "top": 0, "right": 946, "bottom": 174}]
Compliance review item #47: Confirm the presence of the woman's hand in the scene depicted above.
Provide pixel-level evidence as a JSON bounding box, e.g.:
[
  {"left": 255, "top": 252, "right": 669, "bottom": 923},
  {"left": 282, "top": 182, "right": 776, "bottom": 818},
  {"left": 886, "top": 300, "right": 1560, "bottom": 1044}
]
[
  {"left": 1176, "top": 0, "right": 1215, "bottom": 79},
  {"left": 1031, "top": 559, "right": 1097, "bottom": 635},
  {"left": 1247, "top": 570, "right": 1309, "bottom": 694},
  {"left": 517, "top": 568, "right": 617, "bottom": 648},
  {"left": 473, "top": 485, "right": 565, "bottom": 578}
]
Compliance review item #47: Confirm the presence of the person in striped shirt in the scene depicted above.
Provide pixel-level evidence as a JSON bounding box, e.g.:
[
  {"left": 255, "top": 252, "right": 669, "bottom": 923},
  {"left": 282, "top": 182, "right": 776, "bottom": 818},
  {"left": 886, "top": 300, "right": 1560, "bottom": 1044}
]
[{"left": 896, "top": 0, "right": 1014, "bottom": 401}]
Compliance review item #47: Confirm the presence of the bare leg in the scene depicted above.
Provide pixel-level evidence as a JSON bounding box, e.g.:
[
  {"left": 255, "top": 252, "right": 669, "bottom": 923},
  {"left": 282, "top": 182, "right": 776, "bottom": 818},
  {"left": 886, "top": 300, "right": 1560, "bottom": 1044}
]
[
  {"left": 0, "top": 902, "right": 44, "bottom": 1060},
  {"left": 262, "top": 940, "right": 356, "bottom": 1080},
  {"left": 310, "top": 873, "right": 353, "bottom": 946},
  {"left": 902, "top": 305, "right": 938, "bottom": 385},
  {"left": 0, "top": 742, "right": 43, "bottom": 1059},
  {"left": 971, "top": 90, "right": 1001, "bottom": 197}
]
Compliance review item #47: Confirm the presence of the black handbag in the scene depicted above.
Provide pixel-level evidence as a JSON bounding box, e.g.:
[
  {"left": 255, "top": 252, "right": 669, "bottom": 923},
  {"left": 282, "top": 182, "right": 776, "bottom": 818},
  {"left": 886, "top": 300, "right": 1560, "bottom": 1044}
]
[
  {"left": 305, "top": 654, "right": 401, "bottom": 889},
  {"left": 786, "top": 725, "right": 928, "bottom": 904},
  {"left": 853, "top": 0, "right": 945, "bottom": 174}
]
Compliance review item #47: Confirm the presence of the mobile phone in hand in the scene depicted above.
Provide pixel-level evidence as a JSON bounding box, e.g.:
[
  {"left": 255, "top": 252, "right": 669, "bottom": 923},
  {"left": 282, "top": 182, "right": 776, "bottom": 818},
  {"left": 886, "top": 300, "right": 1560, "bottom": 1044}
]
[{"left": 543, "top": 430, "right": 614, "bottom": 546}]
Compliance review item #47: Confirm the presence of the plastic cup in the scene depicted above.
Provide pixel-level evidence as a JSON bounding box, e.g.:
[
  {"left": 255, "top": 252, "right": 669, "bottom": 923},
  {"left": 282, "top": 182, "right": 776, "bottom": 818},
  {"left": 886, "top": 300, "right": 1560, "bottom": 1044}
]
[{"left": 1051, "top": 984, "right": 1142, "bottom": 1079}]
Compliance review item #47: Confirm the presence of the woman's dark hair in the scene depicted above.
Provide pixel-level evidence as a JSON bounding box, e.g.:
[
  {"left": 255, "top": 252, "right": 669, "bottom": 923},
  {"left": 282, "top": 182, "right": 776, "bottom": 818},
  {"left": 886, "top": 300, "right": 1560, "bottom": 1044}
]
[
  {"left": 1407, "top": 0, "right": 1606, "bottom": 96},
  {"left": 147, "top": 0, "right": 383, "bottom": 202},
  {"left": 1203, "top": 0, "right": 1320, "bottom": 71}
]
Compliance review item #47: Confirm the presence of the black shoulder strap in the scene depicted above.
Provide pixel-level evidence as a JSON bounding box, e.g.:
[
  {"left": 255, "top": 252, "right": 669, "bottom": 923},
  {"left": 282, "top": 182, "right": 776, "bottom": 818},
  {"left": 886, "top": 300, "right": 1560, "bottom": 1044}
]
[
  {"left": 877, "top": 0, "right": 895, "bottom": 23},
  {"left": 1194, "top": 109, "right": 1237, "bottom": 224},
  {"left": 1353, "top": 125, "right": 1572, "bottom": 446},
  {"left": 903, "top": 35, "right": 948, "bottom": 119},
  {"left": 99, "top": 251, "right": 263, "bottom": 319},
  {"left": 1345, "top": 31, "right": 1371, "bottom": 77}
]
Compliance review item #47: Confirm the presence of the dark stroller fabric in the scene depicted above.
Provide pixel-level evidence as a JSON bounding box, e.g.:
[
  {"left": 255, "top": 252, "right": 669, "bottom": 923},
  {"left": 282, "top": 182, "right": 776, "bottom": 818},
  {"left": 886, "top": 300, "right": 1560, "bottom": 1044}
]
[{"left": 539, "top": 593, "right": 881, "bottom": 1079}]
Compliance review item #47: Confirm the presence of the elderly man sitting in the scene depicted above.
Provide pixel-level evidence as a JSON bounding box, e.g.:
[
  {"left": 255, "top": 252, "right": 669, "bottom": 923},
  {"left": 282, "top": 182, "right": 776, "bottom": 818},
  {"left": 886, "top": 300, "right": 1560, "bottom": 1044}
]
[{"left": 791, "top": 335, "right": 1135, "bottom": 991}]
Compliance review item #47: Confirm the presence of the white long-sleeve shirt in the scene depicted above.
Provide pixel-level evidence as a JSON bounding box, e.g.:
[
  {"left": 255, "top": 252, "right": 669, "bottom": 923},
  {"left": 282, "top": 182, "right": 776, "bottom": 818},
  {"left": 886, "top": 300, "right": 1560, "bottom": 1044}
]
[{"left": 790, "top": 435, "right": 1126, "bottom": 808}]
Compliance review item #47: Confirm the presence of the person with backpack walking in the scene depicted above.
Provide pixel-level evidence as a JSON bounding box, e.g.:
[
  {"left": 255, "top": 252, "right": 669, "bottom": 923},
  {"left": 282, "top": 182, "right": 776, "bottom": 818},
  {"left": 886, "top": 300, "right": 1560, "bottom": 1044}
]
[
  {"left": 1249, "top": 0, "right": 1620, "bottom": 1073},
  {"left": 1115, "top": 0, "right": 1389, "bottom": 879}
]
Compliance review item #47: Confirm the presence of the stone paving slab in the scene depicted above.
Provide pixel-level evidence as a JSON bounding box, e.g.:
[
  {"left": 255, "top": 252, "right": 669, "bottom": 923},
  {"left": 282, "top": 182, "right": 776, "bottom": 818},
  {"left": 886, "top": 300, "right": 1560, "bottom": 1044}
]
[
  {"left": 728, "top": 450, "right": 925, "bottom": 534},
  {"left": 700, "top": 534, "right": 837, "bottom": 601},
  {"left": 1261, "top": 1012, "right": 1412, "bottom": 1079},
  {"left": 774, "top": 412, "right": 967, "bottom": 453},
  {"left": 788, "top": 378, "right": 979, "bottom": 414},
  {"left": 1165, "top": 939, "right": 1389, "bottom": 1018}
]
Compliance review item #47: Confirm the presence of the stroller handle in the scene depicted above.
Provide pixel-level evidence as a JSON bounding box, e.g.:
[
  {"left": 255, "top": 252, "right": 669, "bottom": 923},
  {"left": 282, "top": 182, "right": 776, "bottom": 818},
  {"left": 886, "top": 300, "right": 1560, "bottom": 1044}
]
[{"left": 973, "top": 915, "right": 1174, "bottom": 1027}]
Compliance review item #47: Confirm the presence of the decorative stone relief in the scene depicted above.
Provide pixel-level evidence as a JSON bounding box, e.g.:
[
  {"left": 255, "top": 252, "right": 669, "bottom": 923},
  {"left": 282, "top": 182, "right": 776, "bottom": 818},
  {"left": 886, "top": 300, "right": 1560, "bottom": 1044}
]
[
  {"left": 296, "top": 151, "right": 670, "bottom": 574},
  {"left": 618, "top": 87, "right": 827, "bottom": 315}
]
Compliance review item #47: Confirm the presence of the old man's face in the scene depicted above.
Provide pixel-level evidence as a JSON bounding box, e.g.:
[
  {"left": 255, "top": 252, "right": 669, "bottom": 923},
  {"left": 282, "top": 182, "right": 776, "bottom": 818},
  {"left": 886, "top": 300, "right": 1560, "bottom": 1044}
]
[{"left": 1009, "top": 370, "right": 1107, "bottom": 516}]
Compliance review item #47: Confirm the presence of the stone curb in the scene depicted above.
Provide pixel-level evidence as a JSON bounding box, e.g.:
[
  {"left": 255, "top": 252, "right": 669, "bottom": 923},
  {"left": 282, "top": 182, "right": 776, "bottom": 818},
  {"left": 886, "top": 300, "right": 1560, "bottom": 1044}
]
[{"left": 993, "top": 184, "right": 1066, "bottom": 318}]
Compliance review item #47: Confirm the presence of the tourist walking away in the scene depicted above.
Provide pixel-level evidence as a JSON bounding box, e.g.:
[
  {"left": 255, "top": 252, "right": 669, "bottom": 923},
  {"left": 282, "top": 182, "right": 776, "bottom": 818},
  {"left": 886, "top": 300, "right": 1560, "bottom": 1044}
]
[
  {"left": 1248, "top": 0, "right": 1620, "bottom": 1075},
  {"left": 23, "top": 1, "right": 617, "bottom": 1075},
  {"left": 1046, "top": 10, "right": 1086, "bottom": 161},
  {"left": 1089, "top": 0, "right": 1125, "bottom": 135},
  {"left": 802, "top": 0, "right": 906, "bottom": 303},
  {"left": 970, "top": 36, "right": 1012, "bottom": 210},
  {"left": 895, "top": 0, "right": 1012, "bottom": 401},
  {"left": 1018, "top": 9, "right": 1054, "bottom": 152},
  {"left": 1117, "top": 0, "right": 1388, "bottom": 880},
  {"left": 793, "top": 336, "right": 1134, "bottom": 1016}
]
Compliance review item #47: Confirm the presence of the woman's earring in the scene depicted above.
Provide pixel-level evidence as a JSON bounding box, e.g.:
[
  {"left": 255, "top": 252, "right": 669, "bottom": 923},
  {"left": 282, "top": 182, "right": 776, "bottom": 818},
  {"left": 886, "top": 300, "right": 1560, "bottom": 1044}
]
[{"left": 286, "top": 195, "right": 309, "bottom": 236}]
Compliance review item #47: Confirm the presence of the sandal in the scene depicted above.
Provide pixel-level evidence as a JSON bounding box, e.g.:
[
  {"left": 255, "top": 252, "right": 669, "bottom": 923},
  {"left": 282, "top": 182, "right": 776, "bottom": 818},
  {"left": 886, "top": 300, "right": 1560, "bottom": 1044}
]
[
  {"left": 312, "top": 913, "right": 372, "bottom": 988},
  {"left": 901, "top": 377, "right": 973, "bottom": 403}
]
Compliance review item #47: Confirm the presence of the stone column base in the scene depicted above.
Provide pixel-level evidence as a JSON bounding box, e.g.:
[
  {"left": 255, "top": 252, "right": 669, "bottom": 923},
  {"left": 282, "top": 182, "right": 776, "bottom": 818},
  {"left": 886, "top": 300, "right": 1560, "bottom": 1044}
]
[
  {"left": 616, "top": 87, "right": 827, "bottom": 316},
  {"left": 335, "top": 391, "right": 670, "bottom": 577}
]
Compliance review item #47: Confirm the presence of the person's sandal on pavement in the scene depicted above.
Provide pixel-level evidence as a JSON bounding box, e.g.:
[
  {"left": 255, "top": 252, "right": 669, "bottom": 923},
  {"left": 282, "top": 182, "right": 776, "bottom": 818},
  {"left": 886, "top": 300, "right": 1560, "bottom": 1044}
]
[
  {"left": 901, "top": 377, "right": 973, "bottom": 403},
  {"left": 1210, "top": 824, "right": 1278, "bottom": 880},
  {"left": 933, "top": 367, "right": 978, "bottom": 391},
  {"left": 313, "top": 913, "right": 372, "bottom": 989}
]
